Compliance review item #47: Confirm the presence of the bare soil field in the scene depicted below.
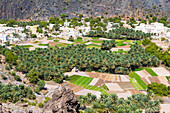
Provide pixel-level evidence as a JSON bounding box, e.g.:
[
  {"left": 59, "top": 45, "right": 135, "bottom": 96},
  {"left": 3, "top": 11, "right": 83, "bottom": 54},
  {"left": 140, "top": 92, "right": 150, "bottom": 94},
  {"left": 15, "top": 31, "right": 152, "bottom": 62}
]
[
  {"left": 141, "top": 77, "right": 150, "bottom": 85},
  {"left": 136, "top": 70, "right": 151, "bottom": 78},
  {"left": 48, "top": 42, "right": 59, "bottom": 46},
  {"left": 62, "top": 83, "right": 84, "bottom": 93},
  {"left": 107, "top": 91, "right": 126, "bottom": 94},
  {"left": 152, "top": 67, "right": 170, "bottom": 76},
  {"left": 116, "top": 82, "right": 135, "bottom": 90},
  {"left": 105, "top": 83, "right": 124, "bottom": 91},
  {"left": 158, "top": 76, "right": 168, "bottom": 82},
  {"left": 117, "top": 44, "right": 131, "bottom": 48},
  {"left": 148, "top": 77, "right": 161, "bottom": 84},
  {"left": 94, "top": 79, "right": 105, "bottom": 86},
  {"left": 85, "top": 72, "right": 129, "bottom": 82},
  {"left": 127, "top": 89, "right": 143, "bottom": 95},
  {"left": 75, "top": 89, "right": 101, "bottom": 99},
  {"left": 93, "top": 39, "right": 103, "bottom": 41}
]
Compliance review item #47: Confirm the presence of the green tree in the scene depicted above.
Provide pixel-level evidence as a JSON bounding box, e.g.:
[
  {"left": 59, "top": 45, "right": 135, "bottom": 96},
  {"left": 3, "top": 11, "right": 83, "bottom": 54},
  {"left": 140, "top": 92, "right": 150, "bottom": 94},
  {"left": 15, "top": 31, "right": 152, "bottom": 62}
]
[
  {"left": 31, "top": 34, "right": 37, "bottom": 38},
  {"left": 5, "top": 51, "right": 17, "bottom": 64},
  {"left": 27, "top": 70, "right": 39, "bottom": 83},
  {"left": 4, "top": 41, "right": 10, "bottom": 46}
]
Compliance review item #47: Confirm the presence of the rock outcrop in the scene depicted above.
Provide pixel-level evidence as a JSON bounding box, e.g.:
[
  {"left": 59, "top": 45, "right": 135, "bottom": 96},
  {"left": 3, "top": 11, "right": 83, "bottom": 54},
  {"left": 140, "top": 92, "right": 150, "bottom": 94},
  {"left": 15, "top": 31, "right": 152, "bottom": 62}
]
[
  {"left": 43, "top": 84, "right": 80, "bottom": 113},
  {"left": 0, "top": 84, "right": 80, "bottom": 113},
  {"left": 0, "top": 0, "right": 169, "bottom": 20},
  {"left": 0, "top": 103, "right": 11, "bottom": 113}
]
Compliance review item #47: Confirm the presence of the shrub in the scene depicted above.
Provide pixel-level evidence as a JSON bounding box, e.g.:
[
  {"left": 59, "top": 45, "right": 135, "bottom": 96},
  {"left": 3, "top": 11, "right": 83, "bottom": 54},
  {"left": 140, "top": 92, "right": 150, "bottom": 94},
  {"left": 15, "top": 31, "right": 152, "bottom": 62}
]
[
  {"left": 14, "top": 75, "right": 21, "bottom": 81},
  {"left": 68, "top": 36, "right": 74, "bottom": 42},
  {"left": 44, "top": 97, "right": 51, "bottom": 103},
  {"left": 1, "top": 75, "right": 7, "bottom": 80},
  {"left": 28, "top": 102, "right": 36, "bottom": 106},
  {"left": 38, "top": 103, "right": 44, "bottom": 108}
]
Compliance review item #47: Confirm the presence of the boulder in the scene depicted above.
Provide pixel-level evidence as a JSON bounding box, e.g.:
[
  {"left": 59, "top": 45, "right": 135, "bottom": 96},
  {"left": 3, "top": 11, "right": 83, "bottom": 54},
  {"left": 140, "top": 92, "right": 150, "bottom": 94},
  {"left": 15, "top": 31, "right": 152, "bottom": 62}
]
[{"left": 43, "top": 84, "right": 80, "bottom": 113}]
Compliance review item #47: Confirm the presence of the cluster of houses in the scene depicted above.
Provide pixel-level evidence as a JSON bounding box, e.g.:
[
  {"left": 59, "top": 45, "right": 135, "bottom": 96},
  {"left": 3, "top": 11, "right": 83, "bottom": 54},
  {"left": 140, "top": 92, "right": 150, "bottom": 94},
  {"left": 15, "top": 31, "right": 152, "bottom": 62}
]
[
  {"left": 0, "top": 24, "right": 26, "bottom": 44},
  {"left": 135, "top": 22, "right": 170, "bottom": 41},
  {"left": 0, "top": 19, "right": 170, "bottom": 45}
]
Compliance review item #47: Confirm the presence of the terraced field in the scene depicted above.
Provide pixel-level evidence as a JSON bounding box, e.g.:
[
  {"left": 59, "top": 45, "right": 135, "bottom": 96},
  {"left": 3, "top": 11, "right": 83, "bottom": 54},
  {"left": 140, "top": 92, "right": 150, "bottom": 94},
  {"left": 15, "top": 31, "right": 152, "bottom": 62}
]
[
  {"left": 73, "top": 76, "right": 93, "bottom": 85},
  {"left": 128, "top": 72, "right": 147, "bottom": 90},
  {"left": 145, "top": 68, "right": 158, "bottom": 76},
  {"left": 129, "top": 78, "right": 144, "bottom": 90},
  {"left": 69, "top": 75, "right": 81, "bottom": 82},
  {"left": 69, "top": 75, "right": 108, "bottom": 94}
]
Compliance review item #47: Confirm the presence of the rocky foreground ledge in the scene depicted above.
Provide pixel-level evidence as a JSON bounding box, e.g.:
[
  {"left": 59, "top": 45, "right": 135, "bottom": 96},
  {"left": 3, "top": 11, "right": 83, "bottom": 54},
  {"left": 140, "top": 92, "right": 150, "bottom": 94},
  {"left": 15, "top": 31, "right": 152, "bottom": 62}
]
[{"left": 0, "top": 84, "right": 80, "bottom": 113}]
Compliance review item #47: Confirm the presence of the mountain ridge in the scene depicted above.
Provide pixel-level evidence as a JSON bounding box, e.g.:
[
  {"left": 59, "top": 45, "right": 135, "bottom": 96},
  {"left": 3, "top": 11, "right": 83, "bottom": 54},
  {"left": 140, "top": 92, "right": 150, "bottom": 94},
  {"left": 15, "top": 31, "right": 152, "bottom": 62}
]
[{"left": 0, "top": 0, "right": 169, "bottom": 20}]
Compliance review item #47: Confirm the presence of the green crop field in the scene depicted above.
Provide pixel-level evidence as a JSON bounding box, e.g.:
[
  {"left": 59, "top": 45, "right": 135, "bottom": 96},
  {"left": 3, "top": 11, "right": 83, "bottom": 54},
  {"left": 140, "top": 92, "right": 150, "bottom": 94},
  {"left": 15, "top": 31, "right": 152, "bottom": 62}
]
[
  {"left": 133, "top": 68, "right": 145, "bottom": 71},
  {"left": 115, "top": 40, "right": 124, "bottom": 43},
  {"left": 92, "top": 37, "right": 99, "bottom": 39},
  {"left": 47, "top": 38, "right": 53, "bottom": 40},
  {"left": 86, "top": 44, "right": 101, "bottom": 49},
  {"left": 128, "top": 72, "right": 147, "bottom": 90},
  {"left": 69, "top": 75, "right": 81, "bottom": 82},
  {"left": 73, "top": 83, "right": 108, "bottom": 95},
  {"left": 129, "top": 72, "right": 141, "bottom": 78},
  {"left": 19, "top": 45, "right": 33, "bottom": 48},
  {"left": 100, "top": 84, "right": 109, "bottom": 91},
  {"left": 91, "top": 40, "right": 103, "bottom": 43},
  {"left": 125, "top": 40, "right": 134, "bottom": 43},
  {"left": 53, "top": 40, "right": 59, "bottom": 42},
  {"left": 145, "top": 68, "right": 158, "bottom": 76},
  {"left": 56, "top": 44, "right": 65, "bottom": 47},
  {"left": 117, "top": 42, "right": 127, "bottom": 46},
  {"left": 80, "top": 41, "right": 88, "bottom": 44},
  {"left": 129, "top": 78, "right": 144, "bottom": 90},
  {"left": 38, "top": 44, "right": 49, "bottom": 46},
  {"left": 69, "top": 75, "right": 108, "bottom": 94},
  {"left": 73, "top": 76, "right": 93, "bottom": 85}
]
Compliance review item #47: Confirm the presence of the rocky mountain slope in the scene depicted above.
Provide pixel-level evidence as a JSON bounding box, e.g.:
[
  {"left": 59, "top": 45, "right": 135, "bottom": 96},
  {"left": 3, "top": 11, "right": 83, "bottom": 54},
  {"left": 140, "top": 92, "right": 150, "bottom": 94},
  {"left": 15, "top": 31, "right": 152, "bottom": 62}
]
[
  {"left": 0, "top": 0, "right": 169, "bottom": 20},
  {"left": 43, "top": 84, "right": 80, "bottom": 113},
  {"left": 0, "top": 84, "right": 80, "bottom": 113}
]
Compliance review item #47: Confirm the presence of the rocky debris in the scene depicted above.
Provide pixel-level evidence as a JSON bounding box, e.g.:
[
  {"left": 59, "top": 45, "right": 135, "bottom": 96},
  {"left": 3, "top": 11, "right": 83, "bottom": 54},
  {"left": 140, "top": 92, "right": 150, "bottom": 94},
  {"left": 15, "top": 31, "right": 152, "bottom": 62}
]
[
  {"left": 0, "top": 0, "right": 169, "bottom": 20},
  {"left": 43, "top": 84, "right": 80, "bottom": 113},
  {"left": 0, "top": 103, "right": 11, "bottom": 113}
]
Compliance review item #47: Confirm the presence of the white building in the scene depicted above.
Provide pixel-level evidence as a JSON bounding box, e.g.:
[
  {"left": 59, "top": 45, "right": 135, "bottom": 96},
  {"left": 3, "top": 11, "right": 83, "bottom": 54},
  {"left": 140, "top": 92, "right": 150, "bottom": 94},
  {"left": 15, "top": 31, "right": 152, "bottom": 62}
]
[
  {"left": 135, "top": 22, "right": 170, "bottom": 40},
  {"left": 0, "top": 33, "right": 8, "bottom": 42},
  {"left": 135, "top": 22, "right": 169, "bottom": 36},
  {"left": 49, "top": 24, "right": 55, "bottom": 30},
  {"left": 26, "top": 25, "right": 39, "bottom": 34},
  {"left": 64, "top": 22, "right": 71, "bottom": 27}
]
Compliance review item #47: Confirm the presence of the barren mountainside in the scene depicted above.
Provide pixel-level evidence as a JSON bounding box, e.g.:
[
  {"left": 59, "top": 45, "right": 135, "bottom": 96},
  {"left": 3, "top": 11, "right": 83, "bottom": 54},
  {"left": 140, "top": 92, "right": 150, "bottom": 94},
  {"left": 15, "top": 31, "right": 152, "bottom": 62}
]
[{"left": 0, "top": 0, "right": 170, "bottom": 20}]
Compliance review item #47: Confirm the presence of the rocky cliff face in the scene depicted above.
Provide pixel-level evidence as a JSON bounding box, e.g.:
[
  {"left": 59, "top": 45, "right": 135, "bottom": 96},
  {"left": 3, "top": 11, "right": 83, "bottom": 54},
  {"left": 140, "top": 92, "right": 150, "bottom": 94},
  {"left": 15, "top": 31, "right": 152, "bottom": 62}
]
[
  {"left": 43, "top": 84, "right": 80, "bottom": 113},
  {"left": 0, "top": 0, "right": 169, "bottom": 20},
  {"left": 0, "top": 84, "right": 80, "bottom": 113}
]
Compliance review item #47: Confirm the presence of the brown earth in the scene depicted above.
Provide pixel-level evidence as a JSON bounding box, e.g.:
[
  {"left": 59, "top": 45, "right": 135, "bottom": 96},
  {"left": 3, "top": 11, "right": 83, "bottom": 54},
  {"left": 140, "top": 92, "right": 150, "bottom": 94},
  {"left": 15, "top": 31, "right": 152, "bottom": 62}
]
[
  {"left": 95, "top": 79, "right": 105, "bottom": 86},
  {"left": 117, "top": 82, "right": 135, "bottom": 89},
  {"left": 62, "top": 83, "right": 84, "bottom": 93},
  {"left": 141, "top": 77, "right": 150, "bottom": 85},
  {"left": 127, "top": 89, "right": 143, "bottom": 95},
  {"left": 148, "top": 77, "right": 161, "bottom": 84},
  {"left": 117, "top": 44, "right": 131, "bottom": 48},
  {"left": 48, "top": 42, "right": 59, "bottom": 46}
]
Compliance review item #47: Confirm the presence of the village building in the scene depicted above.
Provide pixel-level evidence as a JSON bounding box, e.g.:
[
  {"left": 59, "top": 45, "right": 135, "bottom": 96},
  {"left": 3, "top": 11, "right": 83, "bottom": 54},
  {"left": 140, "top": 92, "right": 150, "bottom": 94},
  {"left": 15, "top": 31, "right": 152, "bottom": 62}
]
[{"left": 135, "top": 22, "right": 170, "bottom": 40}]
